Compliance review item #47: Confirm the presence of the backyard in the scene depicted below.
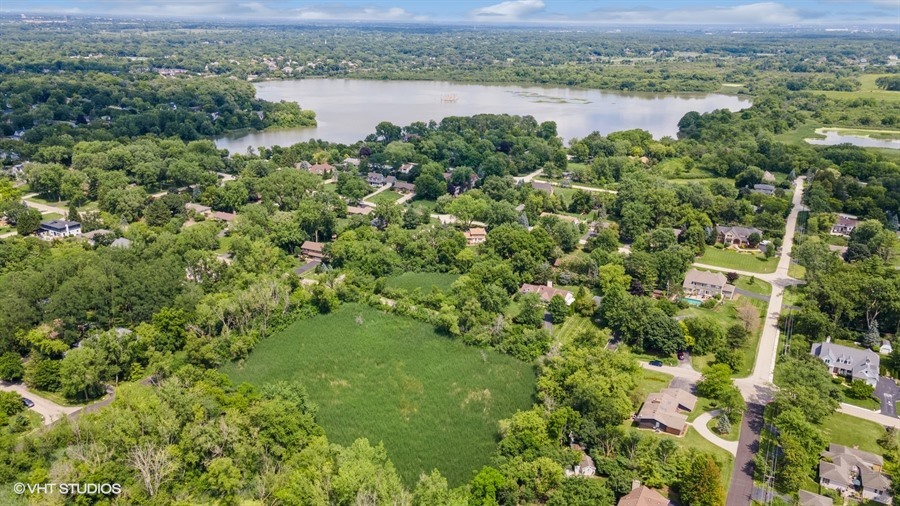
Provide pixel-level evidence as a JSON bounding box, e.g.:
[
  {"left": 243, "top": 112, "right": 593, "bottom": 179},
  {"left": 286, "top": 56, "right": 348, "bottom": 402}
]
[
  {"left": 697, "top": 247, "right": 778, "bottom": 274},
  {"left": 221, "top": 303, "right": 536, "bottom": 486}
]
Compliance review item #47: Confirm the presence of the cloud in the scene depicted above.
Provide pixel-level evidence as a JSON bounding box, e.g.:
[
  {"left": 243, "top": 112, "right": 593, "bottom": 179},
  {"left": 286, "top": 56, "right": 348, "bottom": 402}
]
[
  {"left": 578, "top": 2, "right": 814, "bottom": 25},
  {"left": 469, "top": 0, "right": 545, "bottom": 20},
  {"left": 292, "top": 3, "right": 428, "bottom": 21}
]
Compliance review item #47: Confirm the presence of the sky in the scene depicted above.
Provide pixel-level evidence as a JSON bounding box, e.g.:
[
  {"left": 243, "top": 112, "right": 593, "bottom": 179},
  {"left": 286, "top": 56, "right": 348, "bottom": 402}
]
[{"left": 2, "top": 0, "right": 898, "bottom": 25}]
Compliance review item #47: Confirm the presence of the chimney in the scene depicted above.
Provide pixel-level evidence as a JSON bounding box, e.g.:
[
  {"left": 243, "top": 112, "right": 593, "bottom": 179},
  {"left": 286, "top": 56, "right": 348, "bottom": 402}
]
[
  {"left": 546, "top": 281, "right": 553, "bottom": 288},
  {"left": 631, "top": 480, "right": 641, "bottom": 491}
]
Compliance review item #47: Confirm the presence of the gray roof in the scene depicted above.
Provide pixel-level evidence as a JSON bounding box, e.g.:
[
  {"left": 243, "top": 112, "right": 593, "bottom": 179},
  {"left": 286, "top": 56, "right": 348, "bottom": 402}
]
[
  {"left": 799, "top": 490, "right": 833, "bottom": 506},
  {"left": 40, "top": 219, "right": 81, "bottom": 231},
  {"left": 753, "top": 183, "right": 776, "bottom": 192},
  {"left": 820, "top": 443, "right": 890, "bottom": 493},
  {"left": 811, "top": 342, "right": 879, "bottom": 384},
  {"left": 110, "top": 237, "right": 132, "bottom": 249},
  {"left": 683, "top": 268, "right": 727, "bottom": 288},
  {"left": 716, "top": 225, "right": 763, "bottom": 240}
]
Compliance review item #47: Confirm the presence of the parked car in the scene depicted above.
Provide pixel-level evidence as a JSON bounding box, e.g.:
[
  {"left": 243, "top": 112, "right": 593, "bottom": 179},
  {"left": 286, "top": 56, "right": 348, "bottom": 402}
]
[
  {"left": 22, "top": 398, "right": 35, "bottom": 408},
  {"left": 649, "top": 360, "right": 663, "bottom": 367},
  {"left": 677, "top": 351, "right": 685, "bottom": 360}
]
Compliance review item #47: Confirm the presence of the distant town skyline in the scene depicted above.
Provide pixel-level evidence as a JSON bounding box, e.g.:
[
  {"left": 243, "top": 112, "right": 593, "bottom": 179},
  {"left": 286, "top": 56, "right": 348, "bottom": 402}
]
[{"left": 3, "top": 0, "right": 898, "bottom": 26}]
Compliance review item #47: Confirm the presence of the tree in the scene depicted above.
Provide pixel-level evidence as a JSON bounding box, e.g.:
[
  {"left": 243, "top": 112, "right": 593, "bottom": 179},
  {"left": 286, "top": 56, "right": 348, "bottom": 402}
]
[
  {"left": 848, "top": 380, "right": 875, "bottom": 400},
  {"left": 514, "top": 293, "right": 545, "bottom": 329},
  {"left": 128, "top": 443, "right": 179, "bottom": 498},
  {"left": 445, "top": 194, "right": 488, "bottom": 228},
  {"left": 470, "top": 466, "right": 505, "bottom": 506},
  {"left": 726, "top": 324, "right": 748, "bottom": 348},
  {"left": 572, "top": 287, "right": 596, "bottom": 317},
  {"left": 547, "top": 478, "right": 614, "bottom": 506},
  {"left": 684, "top": 316, "right": 725, "bottom": 355},
  {"left": 716, "top": 414, "right": 731, "bottom": 435},
  {"left": 58, "top": 346, "right": 105, "bottom": 401},
  {"left": 16, "top": 208, "right": 43, "bottom": 236},
  {"left": 548, "top": 295, "right": 570, "bottom": 324},
  {"left": 0, "top": 352, "right": 25, "bottom": 382},
  {"left": 697, "top": 364, "right": 733, "bottom": 400},
  {"left": 679, "top": 455, "right": 725, "bottom": 506}
]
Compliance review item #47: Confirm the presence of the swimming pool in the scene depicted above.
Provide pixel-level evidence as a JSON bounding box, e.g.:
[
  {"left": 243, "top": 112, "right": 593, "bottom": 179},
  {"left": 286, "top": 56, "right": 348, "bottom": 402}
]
[{"left": 681, "top": 297, "right": 703, "bottom": 306}]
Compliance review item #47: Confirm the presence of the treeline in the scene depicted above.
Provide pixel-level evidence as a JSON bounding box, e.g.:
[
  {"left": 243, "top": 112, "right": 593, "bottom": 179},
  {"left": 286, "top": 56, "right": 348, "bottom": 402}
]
[{"left": 0, "top": 73, "right": 315, "bottom": 144}]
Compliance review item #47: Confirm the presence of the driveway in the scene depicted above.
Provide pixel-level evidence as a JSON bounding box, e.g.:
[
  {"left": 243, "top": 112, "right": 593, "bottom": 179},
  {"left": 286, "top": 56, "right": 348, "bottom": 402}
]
[
  {"left": 0, "top": 382, "right": 81, "bottom": 425},
  {"left": 692, "top": 410, "right": 739, "bottom": 456},
  {"left": 875, "top": 377, "right": 900, "bottom": 417}
]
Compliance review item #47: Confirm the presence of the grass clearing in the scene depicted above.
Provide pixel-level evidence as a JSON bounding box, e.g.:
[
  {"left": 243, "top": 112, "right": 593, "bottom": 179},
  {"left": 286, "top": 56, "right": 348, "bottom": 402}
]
[
  {"left": 706, "top": 415, "right": 740, "bottom": 442},
  {"left": 383, "top": 272, "right": 460, "bottom": 293},
  {"left": 222, "top": 303, "right": 536, "bottom": 486},
  {"left": 682, "top": 298, "right": 765, "bottom": 378},
  {"left": 634, "top": 369, "right": 673, "bottom": 401},
  {"left": 697, "top": 248, "right": 778, "bottom": 274},
  {"left": 369, "top": 190, "right": 403, "bottom": 205},
  {"left": 817, "top": 74, "right": 900, "bottom": 103},
  {"left": 820, "top": 412, "right": 885, "bottom": 454},
  {"left": 552, "top": 315, "right": 596, "bottom": 347}
]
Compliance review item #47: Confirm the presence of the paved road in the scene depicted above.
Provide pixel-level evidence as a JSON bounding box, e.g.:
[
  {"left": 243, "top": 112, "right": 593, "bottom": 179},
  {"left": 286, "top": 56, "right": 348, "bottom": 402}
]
[
  {"left": 0, "top": 382, "right": 81, "bottom": 425},
  {"left": 876, "top": 377, "right": 900, "bottom": 418},
  {"left": 839, "top": 403, "right": 900, "bottom": 428},
  {"left": 22, "top": 194, "right": 68, "bottom": 216},
  {"left": 726, "top": 403, "right": 765, "bottom": 506},
  {"left": 692, "top": 410, "right": 739, "bottom": 456},
  {"left": 532, "top": 178, "right": 619, "bottom": 194},
  {"left": 512, "top": 168, "right": 544, "bottom": 183}
]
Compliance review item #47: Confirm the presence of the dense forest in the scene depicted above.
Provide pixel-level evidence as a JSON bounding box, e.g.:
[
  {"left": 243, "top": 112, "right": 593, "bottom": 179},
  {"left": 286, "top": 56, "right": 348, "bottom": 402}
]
[{"left": 0, "top": 16, "right": 899, "bottom": 506}]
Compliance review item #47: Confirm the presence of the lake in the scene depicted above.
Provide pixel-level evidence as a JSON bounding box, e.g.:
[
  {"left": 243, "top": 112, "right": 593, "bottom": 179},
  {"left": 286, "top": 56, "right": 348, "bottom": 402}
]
[
  {"left": 805, "top": 128, "right": 900, "bottom": 150},
  {"left": 215, "top": 79, "right": 751, "bottom": 152}
]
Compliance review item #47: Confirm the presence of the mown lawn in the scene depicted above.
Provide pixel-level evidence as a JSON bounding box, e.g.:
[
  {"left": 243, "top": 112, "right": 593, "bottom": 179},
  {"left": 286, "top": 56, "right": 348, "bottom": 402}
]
[
  {"left": 370, "top": 190, "right": 403, "bottom": 204},
  {"left": 552, "top": 315, "right": 597, "bottom": 347},
  {"left": 820, "top": 412, "right": 885, "bottom": 454},
  {"left": 697, "top": 248, "right": 778, "bottom": 274},
  {"left": 384, "top": 272, "right": 460, "bottom": 293},
  {"left": 634, "top": 369, "right": 673, "bottom": 401},
  {"left": 222, "top": 304, "right": 536, "bottom": 486}
]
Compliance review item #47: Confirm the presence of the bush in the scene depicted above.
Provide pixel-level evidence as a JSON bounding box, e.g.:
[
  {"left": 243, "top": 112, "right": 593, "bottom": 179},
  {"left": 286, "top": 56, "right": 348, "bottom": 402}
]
[
  {"left": 847, "top": 380, "right": 875, "bottom": 400},
  {"left": 0, "top": 352, "right": 25, "bottom": 382}
]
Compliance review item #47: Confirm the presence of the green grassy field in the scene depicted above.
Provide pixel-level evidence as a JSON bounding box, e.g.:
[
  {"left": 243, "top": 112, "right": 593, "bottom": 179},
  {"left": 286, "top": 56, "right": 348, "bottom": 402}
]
[
  {"left": 706, "top": 416, "right": 740, "bottom": 442},
  {"left": 222, "top": 304, "right": 536, "bottom": 485},
  {"left": 551, "top": 315, "right": 597, "bottom": 347},
  {"left": 820, "top": 412, "right": 885, "bottom": 454},
  {"left": 634, "top": 369, "right": 673, "bottom": 401},
  {"left": 369, "top": 190, "right": 403, "bottom": 204},
  {"left": 817, "top": 74, "right": 900, "bottom": 103},
  {"left": 696, "top": 248, "right": 778, "bottom": 274},
  {"left": 384, "top": 272, "right": 460, "bottom": 293},
  {"left": 683, "top": 297, "right": 765, "bottom": 378}
]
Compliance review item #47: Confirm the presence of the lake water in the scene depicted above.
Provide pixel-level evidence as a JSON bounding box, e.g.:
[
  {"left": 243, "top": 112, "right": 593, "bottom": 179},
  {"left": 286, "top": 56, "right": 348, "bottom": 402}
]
[
  {"left": 805, "top": 129, "right": 900, "bottom": 150},
  {"left": 215, "top": 79, "right": 751, "bottom": 152}
]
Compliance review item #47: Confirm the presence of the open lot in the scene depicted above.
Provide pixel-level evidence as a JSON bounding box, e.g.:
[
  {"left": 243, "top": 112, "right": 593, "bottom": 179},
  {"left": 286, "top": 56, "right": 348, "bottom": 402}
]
[
  {"left": 384, "top": 272, "right": 460, "bottom": 293},
  {"left": 222, "top": 303, "right": 536, "bottom": 485},
  {"left": 820, "top": 412, "right": 885, "bottom": 454},
  {"left": 697, "top": 248, "right": 778, "bottom": 274}
]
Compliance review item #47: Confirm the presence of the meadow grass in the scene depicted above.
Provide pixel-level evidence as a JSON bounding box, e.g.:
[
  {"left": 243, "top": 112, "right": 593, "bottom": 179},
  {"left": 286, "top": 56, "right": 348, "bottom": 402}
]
[
  {"left": 370, "top": 190, "right": 403, "bottom": 204},
  {"left": 384, "top": 272, "right": 460, "bottom": 293},
  {"left": 222, "top": 303, "right": 536, "bottom": 486},
  {"left": 697, "top": 248, "right": 778, "bottom": 273},
  {"left": 817, "top": 74, "right": 900, "bottom": 103}
]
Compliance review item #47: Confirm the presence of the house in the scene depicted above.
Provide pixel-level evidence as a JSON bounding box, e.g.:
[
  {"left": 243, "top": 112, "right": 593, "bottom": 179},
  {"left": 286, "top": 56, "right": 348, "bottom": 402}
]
[
  {"left": 798, "top": 490, "right": 833, "bottom": 506},
  {"left": 393, "top": 181, "right": 416, "bottom": 193},
  {"left": 81, "top": 228, "right": 111, "bottom": 245},
  {"left": 398, "top": 162, "right": 417, "bottom": 175},
  {"left": 811, "top": 341, "right": 879, "bottom": 387},
  {"left": 185, "top": 203, "right": 212, "bottom": 216},
  {"left": 635, "top": 388, "right": 697, "bottom": 436},
  {"left": 531, "top": 181, "right": 554, "bottom": 195},
  {"left": 716, "top": 225, "right": 763, "bottom": 247},
  {"left": 367, "top": 172, "right": 386, "bottom": 187},
  {"left": 564, "top": 445, "right": 596, "bottom": 477},
  {"left": 347, "top": 205, "right": 373, "bottom": 216},
  {"left": 519, "top": 281, "right": 575, "bottom": 305},
  {"left": 831, "top": 214, "right": 860, "bottom": 237},
  {"left": 295, "top": 161, "right": 311, "bottom": 170},
  {"left": 762, "top": 170, "right": 776, "bottom": 183},
  {"left": 39, "top": 219, "right": 81, "bottom": 238},
  {"left": 308, "top": 163, "right": 334, "bottom": 176},
  {"left": 819, "top": 443, "right": 892, "bottom": 504},
  {"left": 750, "top": 183, "right": 775, "bottom": 195},
  {"left": 109, "top": 237, "right": 132, "bottom": 249},
  {"left": 211, "top": 211, "right": 237, "bottom": 223},
  {"left": 617, "top": 482, "right": 670, "bottom": 506},
  {"left": 464, "top": 227, "right": 487, "bottom": 246},
  {"left": 300, "top": 241, "right": 325, "bottom": 261},
  {"left": 682, "top": 269, "right": 736, "bottom": 300},
  {"left": 342, "top": 157, "right": 360, "bottom": 168},
  {"left": 881, "top": 340, "right": 894, "bottom": 356}
]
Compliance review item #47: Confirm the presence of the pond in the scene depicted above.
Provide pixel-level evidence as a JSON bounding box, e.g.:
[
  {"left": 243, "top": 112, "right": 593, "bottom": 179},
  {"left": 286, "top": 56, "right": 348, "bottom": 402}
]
[
  {"left": 805, "top": 128, "right": 900, "bottom": 150},
  {"left": 215, "top": 79, "right": 751, "bottom": 152}
]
